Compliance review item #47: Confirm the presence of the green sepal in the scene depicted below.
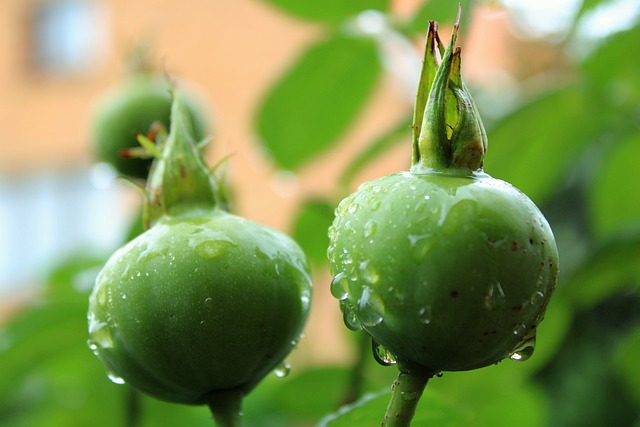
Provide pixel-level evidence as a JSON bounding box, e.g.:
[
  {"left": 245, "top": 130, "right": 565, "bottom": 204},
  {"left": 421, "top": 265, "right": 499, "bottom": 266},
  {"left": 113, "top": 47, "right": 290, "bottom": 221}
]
[
  {"left": 412, "top": 7, "right": 488, "bottom": 173},
  {"left": 145, "top": 91, "right": 218, "bottom": 227}
]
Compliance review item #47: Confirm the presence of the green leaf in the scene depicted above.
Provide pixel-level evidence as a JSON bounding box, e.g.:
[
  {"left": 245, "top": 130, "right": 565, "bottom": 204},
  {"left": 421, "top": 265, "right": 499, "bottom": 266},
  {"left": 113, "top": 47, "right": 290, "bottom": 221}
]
[
  {"left": 564, "top": 230, "right": 640, "bottom": 308},
  {"left": 292, "top": 199, "right": 335, "bottom": 267},
  {"left": 256, "top": 35, "right": 381, "bottom": 170},
  {"left": 258, "top": 0, "right": 389, "bottom": 25},
  {"left": 581, "top": 25, "right": 640, "bottom": 111},
  {"left": 614, "top": 322, "right": 640, "bottom": 407},
  {"left": 588, "top": 131, "right": 640, "bottom": 237},
  {"left": 484, "top": 86, "right": 603, "bottom": 205},
  {"left": 576, "top": 0, "right": 615, "bottom": 19},
  {"left": 318, "top": 388, "right": 469, "bottom": 427}
]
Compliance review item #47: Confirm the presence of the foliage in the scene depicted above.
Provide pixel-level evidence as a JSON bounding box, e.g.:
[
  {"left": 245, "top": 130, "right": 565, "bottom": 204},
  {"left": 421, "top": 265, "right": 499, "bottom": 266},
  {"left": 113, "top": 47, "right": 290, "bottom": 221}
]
[{"left": 1, "top": 0, "right": 640, "bottom": 426}]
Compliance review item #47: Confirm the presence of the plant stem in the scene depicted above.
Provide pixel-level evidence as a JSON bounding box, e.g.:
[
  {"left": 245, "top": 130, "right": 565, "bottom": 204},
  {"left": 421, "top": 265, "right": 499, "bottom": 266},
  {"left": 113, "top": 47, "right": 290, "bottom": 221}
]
[
  {"left": 381, "top": 370, "right": 431, "bottom": 427},
  {"left": 339, "top": 331, "right": 370, "bottom": 406},
  {"left": 125, "top": 387, "right": 142, "bottom": 427},
  {"left": 206, "top": 389, "right": 244, "bottom": 427}
]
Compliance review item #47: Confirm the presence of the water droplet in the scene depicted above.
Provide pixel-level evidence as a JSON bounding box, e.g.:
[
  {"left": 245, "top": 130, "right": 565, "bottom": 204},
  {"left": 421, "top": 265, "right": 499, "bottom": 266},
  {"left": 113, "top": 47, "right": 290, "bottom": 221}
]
[
  {"left": 330, "top": 272, "right": 349, "bottom": 301},
  {"left": 530, "top": 290, "right": 545, "bottom": 305},
  {"left": 88, "top": 312, "right": 113, "bottom": 349},
  {"left": 372, "top": 340, "right": 397, "bottom": 366},
  {"left": 401, "top": 391, "right": 418, "bottom": 400},
  {"left": 87, "top": 340, "right": 99, "bottom": 356},
  {"left": 342, "top": 302, "right": 363, "bottom": 331},
  {"left": 358, "top": 287, "right": 384, "bottom": 327},
  {"left": 120, "top": 293, "right": 126, "bottom": 300},
  {"left": 364, "top": 219, "right": 377, "bottom": 238},
  {"left": 274, "top": 362, "right": 290, "bottom": 378},
  {"left": 509, "top": 333, "right": 536, "bottom": 362},
  {"left": 96, "top": 286, "right": 108, "bottom": 307},
  {"left": 408, "top": 233, "right": 432, "bottom": 261},
  {"left": 347, "top": 202, "right": 358, "bottom": 214},
  {"left": 414, "top": 200, "right": 428, "bottom": 214},
  {"left": 370, "top": 198, "right": 382, "bottom": 211},
  {"left": 418, "top": 305, "right": 432, "bottom": 325},
  {"left": 359, "top": 260, "right": 380, "bottom": 285},
  {"left": 513, "top": 323, "right": 528, "bottom": 336},
  {"left": 194, "top": 240, "right": 236, "bottom": 260},
  {"left": 484, "top": 281, "right": 506, "bottom": 310},
  {"left": 204, "top": 297, "right": 213, "bottom": 306},
  {"left": 107, "top": 371, "right": 125, "bottom": 385}
]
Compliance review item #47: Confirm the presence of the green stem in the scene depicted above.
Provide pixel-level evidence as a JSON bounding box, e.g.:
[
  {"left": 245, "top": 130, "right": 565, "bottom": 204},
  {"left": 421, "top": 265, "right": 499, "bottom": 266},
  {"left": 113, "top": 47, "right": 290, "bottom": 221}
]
[
  {"left": 206, "top": 389, "right": 244, "bottom": 427},
  {"left": 124, "top": 387, "right": 142, "bottom": 427},
  {"left": 339, "top": 331, "right": 370, "bottom": 406},
  {"left": 381, "top": 370, "right": 431, "bottom": 427}
]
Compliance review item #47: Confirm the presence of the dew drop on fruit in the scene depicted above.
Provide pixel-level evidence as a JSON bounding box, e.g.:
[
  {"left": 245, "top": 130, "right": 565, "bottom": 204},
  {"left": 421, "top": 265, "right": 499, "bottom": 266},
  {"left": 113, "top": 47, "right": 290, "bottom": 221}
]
[
  {"left": 330, "top": 272, "right": 349, "bottom": 301},
  {"left": 414, "top": 199, "right": 428, "bottom": 214},
  {"left": 204, "top": 297, "right": 213, "bottom": 306},
  {"left": 513, "top": 323, "right": 528, "bottom": 337},
  {"left": 509, "top": 333, "right": 536, "bottom": 362},
  {"left": 342, "top": 302, "right": 363, "bottom": 331},
  {"left": 88, "top": 312, "right": 113, "bottom": 349},
  {"left": 274, "top": 361, "right": 291, "bottom": 378},
  {"left": 87, "top": 340, "right": 99, "bottom": 356},
  {"left": 372, "top": 340, "right": 397, "bottom": 366},
  {"left": 370, "top": 198, "right": 382, "bottom": 211},
  {"left": 418, "top": 305, "right": 432, "bottom": 325},
  {"left": 194, "top": 240, "right": 236, "bottom": 260},
  {"left": 408, "top": 233, "right": 432, "bottom": 261},
  {"left": 96, "top": 286, "right": 108, "bottom": 307},
  {"left": 107, "top": 371, "right": 126, "bottom": 385},
  {"left": 484, "top": 281, "right": 506, "bottom": 310},
  {"left": 358, "top": 287, "right": 384, "bottom": 327},
  {"left": 360, "top": 260, "right": 380, "bottom": 285},
  {"left": 364, "top": 219, "right": 377, "bottom": 238},
  {"left": 530, "top": 290, "right": 545, "bottom": 305}
]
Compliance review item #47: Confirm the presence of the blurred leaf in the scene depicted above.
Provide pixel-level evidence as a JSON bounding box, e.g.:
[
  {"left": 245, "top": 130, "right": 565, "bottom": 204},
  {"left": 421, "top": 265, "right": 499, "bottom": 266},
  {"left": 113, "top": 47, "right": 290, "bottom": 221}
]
[
  {"left": 581, "top": 25, "right": 640, "bottom": 112},
  {"left": 252, "top": 366, "right": 349, "bottom": 422},
  {"left": 256, "top": 35, "right": 381, "bottom": 170},
  {"left": 318, "top": 387, "right": 469, "bottom": 427},
  {"left": 292, "top": 199, "right": 335, "bottom": 267},
  {"left": 564, "top": 230, "right": 640, "bottom": 308},
  {"left": 258, "top": 0, "right": 389, "bottom": 25},
  {"left": 614, "top": 322, "right": 640, "bottom": 408},
  {"left": 0, "top": 296, "right": 126, "bottom": 427},
  {"left": 338, "top": 117, "right": 411, "bottom": 191},
  {"left": 319, "top": 365, "right": 547, "bottom": 427},
  {"left": 401, "top": 0, "right": 474, "bottom": 35},
  {"left": 537, "top": 294, "right": 640, "bottom": 427},
  {"left": 576, "top": 0, "right": 619, "bottom": 21},
  {"left": 484, "top": 86, "right": 603, "bottom": 204},
  {"left": 47, "top": 254, "right": 106, "bottom": 299},
  {"left": 588, "top": 131, "right": 640, "bottom": 237}
]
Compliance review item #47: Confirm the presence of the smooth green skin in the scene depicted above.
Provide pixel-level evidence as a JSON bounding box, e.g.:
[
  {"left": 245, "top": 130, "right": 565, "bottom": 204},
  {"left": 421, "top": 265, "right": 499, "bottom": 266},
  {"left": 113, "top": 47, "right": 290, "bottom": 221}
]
[
  {"left": 88, "top": 208, "right": 312, "bottom": 404},
  {"left": 328, "top": 170, "right": 559, "bottom": 375},
  {"left": 92, "top": 77, "right": 210, "bottom": 179}
]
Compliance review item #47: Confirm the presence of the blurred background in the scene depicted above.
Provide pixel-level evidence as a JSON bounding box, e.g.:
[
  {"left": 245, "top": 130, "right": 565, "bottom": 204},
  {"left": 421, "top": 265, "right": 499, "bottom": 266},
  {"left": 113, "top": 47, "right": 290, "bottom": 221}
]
[{"left": 1, "top": 0, "right": 639, "bottom": 426}]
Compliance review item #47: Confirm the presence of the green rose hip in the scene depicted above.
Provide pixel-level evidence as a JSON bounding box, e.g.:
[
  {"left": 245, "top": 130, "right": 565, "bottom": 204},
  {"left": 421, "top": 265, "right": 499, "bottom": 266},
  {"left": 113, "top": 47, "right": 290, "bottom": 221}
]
[
  {"left": 88, "top": 91, "right": 312, "bottom": 424},
  {"left": 328, "top": 12, "right": 558, "bottom": 426}
]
